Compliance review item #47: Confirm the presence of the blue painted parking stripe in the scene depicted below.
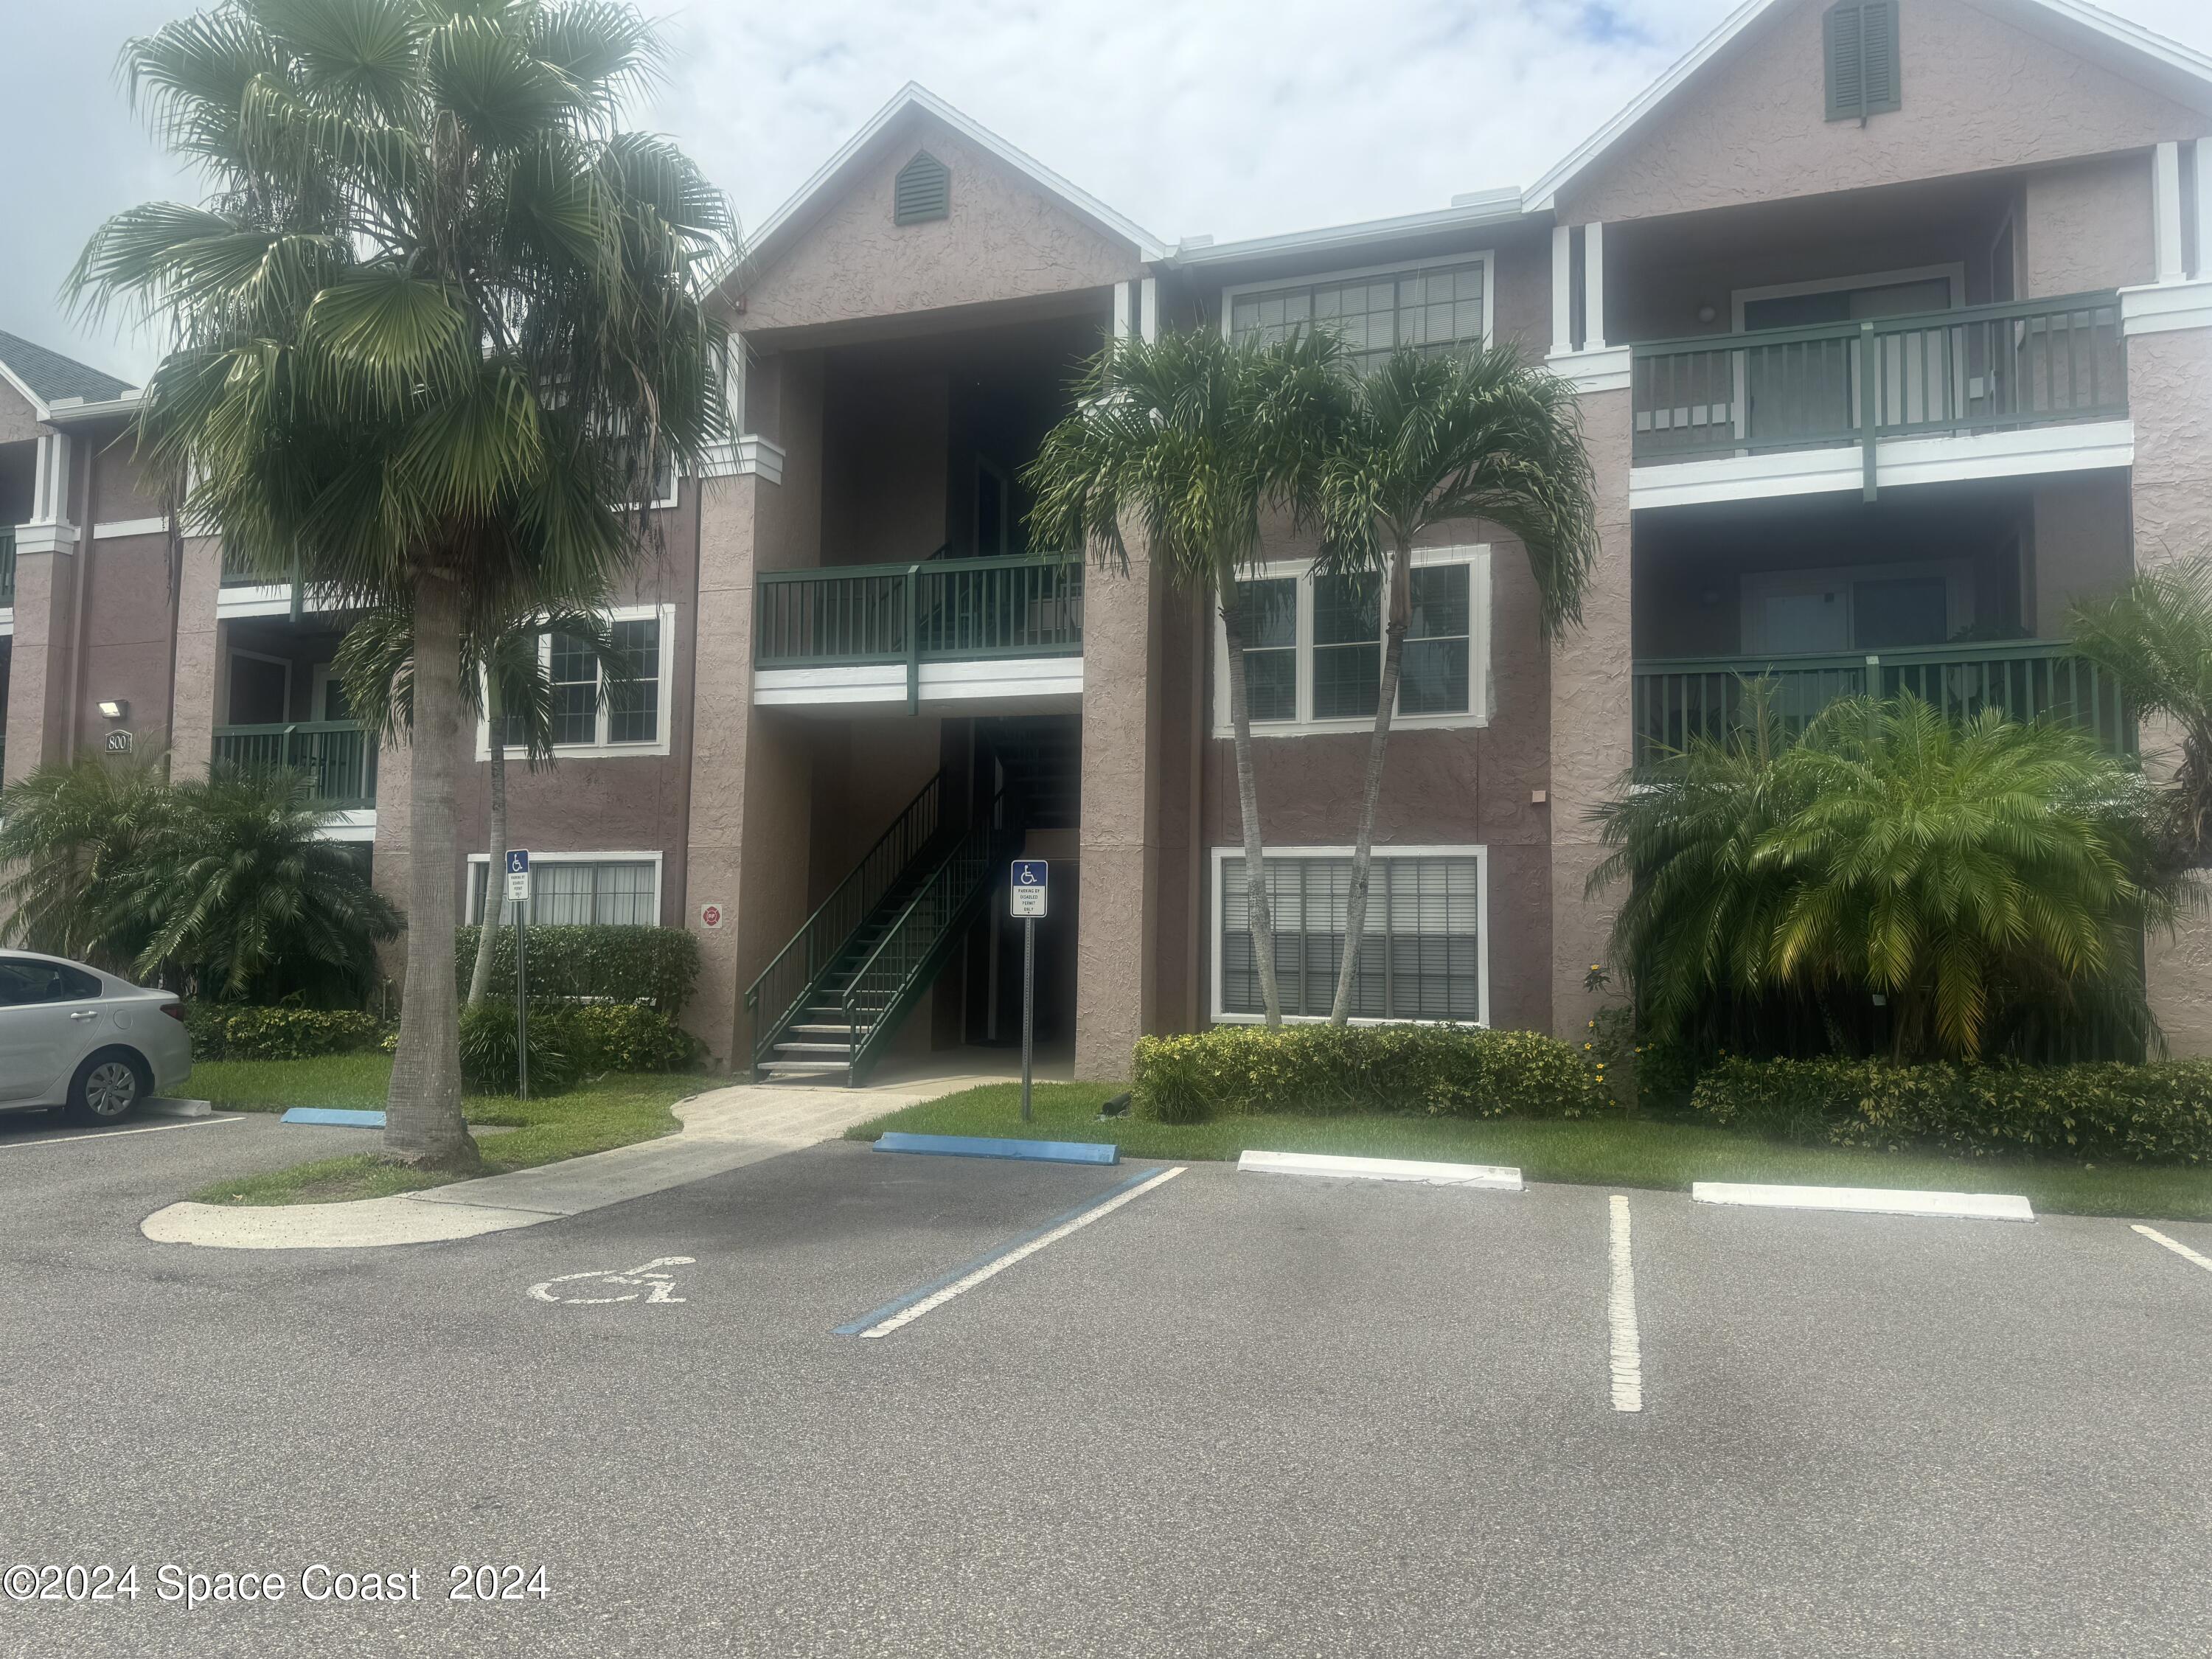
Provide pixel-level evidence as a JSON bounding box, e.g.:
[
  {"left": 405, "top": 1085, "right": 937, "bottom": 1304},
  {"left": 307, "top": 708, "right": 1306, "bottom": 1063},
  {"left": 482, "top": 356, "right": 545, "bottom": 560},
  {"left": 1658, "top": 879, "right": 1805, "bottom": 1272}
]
[
  {"left": 834, "top": 1166, "right": 1181, "bottom": 1338},
  {"left": 875, "top": 1131, "right": 1117, "bottom": 1165},
  {"left": 280, "top": 1107, "right": 386, "bottom": 1127}
]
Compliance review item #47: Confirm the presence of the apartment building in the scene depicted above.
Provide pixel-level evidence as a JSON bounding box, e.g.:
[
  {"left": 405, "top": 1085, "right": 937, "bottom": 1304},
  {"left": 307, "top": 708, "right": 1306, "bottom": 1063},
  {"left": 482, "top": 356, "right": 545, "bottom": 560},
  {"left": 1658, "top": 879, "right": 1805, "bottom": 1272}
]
[{"left": 7, "top": 0, "right": 2210, "bottom": 1081}]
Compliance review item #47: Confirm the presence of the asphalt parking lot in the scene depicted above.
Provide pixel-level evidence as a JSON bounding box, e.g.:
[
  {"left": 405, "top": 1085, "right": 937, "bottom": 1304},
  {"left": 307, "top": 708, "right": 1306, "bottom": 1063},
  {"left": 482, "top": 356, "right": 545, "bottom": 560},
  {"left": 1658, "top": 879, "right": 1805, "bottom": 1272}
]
[{"left": 4, "top": 1119, "right": 2211, "bottom": 1658}]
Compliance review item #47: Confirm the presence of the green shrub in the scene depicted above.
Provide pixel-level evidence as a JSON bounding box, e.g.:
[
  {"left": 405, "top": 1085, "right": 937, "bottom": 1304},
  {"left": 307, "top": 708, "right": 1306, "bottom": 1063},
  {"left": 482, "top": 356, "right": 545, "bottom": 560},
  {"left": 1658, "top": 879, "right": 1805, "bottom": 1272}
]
[
  {"left": 538, "top": 1003, "right": 702, "bottom": 1076},
  {"left": 1690, "top": 1056, "right": 2212, "bottom": 1164},
  {"left": 184, "top": 1004, "right": 388, "bottom": 1062},
  {"left": 454, "top": 925, "right": 699, "bottom": 1015},
  {"left": 457, "top": 1002, "right": 577, "bottom": 1096},
  {"left": 1131, "top": 1024, "right": 1607, "bottom": 1124}
]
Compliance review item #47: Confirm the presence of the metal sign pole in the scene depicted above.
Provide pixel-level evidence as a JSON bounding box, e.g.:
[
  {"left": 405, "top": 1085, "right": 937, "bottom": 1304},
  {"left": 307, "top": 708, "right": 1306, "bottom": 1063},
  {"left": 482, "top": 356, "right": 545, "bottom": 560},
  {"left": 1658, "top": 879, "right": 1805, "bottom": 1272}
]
[
  {"left": 515, "top": 896, "right": 529, "bottom": 1102},
  {"left": 1020, "top": 915, "right": 1035, "bottom": 1124}
]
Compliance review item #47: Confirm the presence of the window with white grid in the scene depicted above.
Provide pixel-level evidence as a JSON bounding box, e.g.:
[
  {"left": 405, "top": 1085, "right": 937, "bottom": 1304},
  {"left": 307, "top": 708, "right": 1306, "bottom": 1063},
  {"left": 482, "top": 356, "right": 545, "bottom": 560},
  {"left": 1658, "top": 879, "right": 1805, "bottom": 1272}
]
[
  {"left": 1228, "top": 257, "right": 1491, "bottom": 373},
  {"left": 470, "top": 858, "right": 659, "bottom": 925},
  {"left": 1215, "top": 849, "right": 1486, "bottom": 1023}
]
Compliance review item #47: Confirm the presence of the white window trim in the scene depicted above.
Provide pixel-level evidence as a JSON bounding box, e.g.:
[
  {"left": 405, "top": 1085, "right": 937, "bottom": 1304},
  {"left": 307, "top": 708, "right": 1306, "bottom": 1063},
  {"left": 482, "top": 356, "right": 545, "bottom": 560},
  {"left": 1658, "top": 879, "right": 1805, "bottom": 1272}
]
[
  {"left": 474, "top": 602, "right": 676, "bottom": 760},
  {"left": 1211, "top": 545, "right": 1491, "bottom": 738},
  {"left": 1739, "top": 559, "right": 1973, "bottom": 654},
  {"left": 1208, "top": 844, "right": 1491, "bottom": 1029},
  {"left": 465, "top": 849, "right": 664, "bottom": 925},
  {"left": 1219, "top": 249, "right": 1497, "bottom": 349}
]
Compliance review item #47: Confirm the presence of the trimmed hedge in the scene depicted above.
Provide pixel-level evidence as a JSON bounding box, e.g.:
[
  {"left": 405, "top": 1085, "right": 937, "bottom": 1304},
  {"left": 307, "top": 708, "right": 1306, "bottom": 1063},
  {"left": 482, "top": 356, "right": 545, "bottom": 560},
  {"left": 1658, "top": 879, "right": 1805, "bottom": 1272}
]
[
  {"left": 185, "top": 1005, "right": 388, "bottom": 1062},
  {"left": 1691, "top": 1057, "right": 2212, "bottom": 1164},
  {"left": 1132, "top": 1025, "right": 1607, "bottom": 1124},
  {"left": 544, "top": 1004, "right": 703, "bottom": 1076},
  {"left": 455, "top": 925, "right": 699, "bottom": 1015}
]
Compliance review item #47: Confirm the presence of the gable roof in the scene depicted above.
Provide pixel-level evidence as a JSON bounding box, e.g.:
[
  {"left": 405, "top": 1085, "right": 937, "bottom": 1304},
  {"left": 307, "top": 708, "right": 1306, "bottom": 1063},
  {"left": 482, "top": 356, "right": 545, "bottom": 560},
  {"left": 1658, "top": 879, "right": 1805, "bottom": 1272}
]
[
  {"left": 0, "top": 330, "right": 136, "bottom": 418},
  {"left": 1524, "top": 0, "right": 2212, "bottom": 213},
  {"left": 733, "top": 82, "right": 1167, "bottom": 291}
]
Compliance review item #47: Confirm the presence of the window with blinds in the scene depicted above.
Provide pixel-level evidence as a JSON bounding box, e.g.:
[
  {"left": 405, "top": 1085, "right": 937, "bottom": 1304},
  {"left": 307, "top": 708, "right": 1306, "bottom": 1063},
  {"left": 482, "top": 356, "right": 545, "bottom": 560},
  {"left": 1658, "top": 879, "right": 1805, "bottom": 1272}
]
[
  {"left": 470, "top": 859, "right": 658, "bottom": 926},
  {"left": 1217, "top": 851, "right": 1486, "bottom": 1022},
  {"left": 1825, "top": 0, "right": 1900, "bottom": 122},
  {"left": 1228, "top": 259, "right": 1489, "bottom": 372}
]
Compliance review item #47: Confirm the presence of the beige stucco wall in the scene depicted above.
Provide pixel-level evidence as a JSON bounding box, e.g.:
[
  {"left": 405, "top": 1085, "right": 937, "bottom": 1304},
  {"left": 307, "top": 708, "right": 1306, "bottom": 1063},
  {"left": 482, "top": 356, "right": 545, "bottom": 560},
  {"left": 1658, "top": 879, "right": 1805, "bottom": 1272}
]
[
  {"left": 2021, "top": 153, "right": 2157, "bottom": 296},
  {"left": 2126, "top": 325, "right": 2212, "bottom": 1055},
  {"left": 740, "top": 122, "right": 1142, "bottom": 335},
  {"left": 1074, "top": 540, "right": 1164, "bottom": 1082},
  {"left": 167, "top": 538, "right": 223, "bottom": 782},
  {"left": 1548, "top": 387, "right": 1635, "bottom": 1040},
  {"left": 1562, "top": 0, "right": 2211, "bottom": 226},
  {"left": 0, "top": 379, "right": 40, "bottom": 447}
]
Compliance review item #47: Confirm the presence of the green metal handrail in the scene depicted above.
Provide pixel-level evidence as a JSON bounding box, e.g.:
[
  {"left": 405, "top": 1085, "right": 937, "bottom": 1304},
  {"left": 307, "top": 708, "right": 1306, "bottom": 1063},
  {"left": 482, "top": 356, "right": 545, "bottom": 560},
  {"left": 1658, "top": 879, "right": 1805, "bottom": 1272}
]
[
  {"left": 757, "top": 552, "right": 1085, "bottom": 709},
  {"left": 743, "top": 771, "right": 945, "bottom": 1074},
  {"left": 1630, "top": 291, "right": 2126, "bottom": 484},
  {"left": 210, "top": 720, "right": 378, "bottom": 810},
  {"left": 840, "top": 793, "right": 1015, "bottom": 1082},
  {"left": 1632, "top": 639, "right": 2132, "bottom": 768}
]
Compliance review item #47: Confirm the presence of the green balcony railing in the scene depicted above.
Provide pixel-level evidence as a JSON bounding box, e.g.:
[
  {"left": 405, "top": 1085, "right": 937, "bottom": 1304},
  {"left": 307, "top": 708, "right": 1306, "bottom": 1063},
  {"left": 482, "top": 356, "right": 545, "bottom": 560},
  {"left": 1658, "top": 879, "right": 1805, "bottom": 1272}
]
[
  {"left": 1632, "top": 639, "right": 2132, "bottom": 769},
  {"left": 211, "top": 721, "right": 378, "bottom": 810},
  {"left": 756, "top": 552, "right": 1085, "bottom": 709},
  {"left": 1630, "top": 291, "right": 2126, "bottom": 486},
  {"left": 0, "top": 526, "right": 15, "bottom": 606}
]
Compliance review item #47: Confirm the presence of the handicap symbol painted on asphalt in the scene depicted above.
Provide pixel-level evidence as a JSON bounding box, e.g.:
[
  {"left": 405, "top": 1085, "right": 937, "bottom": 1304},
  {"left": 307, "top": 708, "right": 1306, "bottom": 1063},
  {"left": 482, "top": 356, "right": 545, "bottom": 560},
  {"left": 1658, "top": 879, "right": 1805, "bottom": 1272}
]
[{"left": 527, "top": 1255, "right": 694, "bottom": 1305}]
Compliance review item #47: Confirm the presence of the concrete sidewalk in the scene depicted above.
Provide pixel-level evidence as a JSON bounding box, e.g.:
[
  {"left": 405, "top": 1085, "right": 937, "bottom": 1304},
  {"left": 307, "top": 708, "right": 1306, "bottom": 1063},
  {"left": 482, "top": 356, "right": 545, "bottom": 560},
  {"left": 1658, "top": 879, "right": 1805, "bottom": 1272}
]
[{"left": 140, "top": 1072, "right": 1009, "bottom": 1251}]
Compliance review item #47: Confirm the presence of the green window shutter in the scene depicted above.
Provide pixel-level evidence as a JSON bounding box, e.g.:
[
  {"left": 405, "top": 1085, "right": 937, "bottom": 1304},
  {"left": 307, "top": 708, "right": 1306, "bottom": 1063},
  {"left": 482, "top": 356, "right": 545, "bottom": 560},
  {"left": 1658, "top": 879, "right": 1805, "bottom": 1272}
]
[
  {"left": 893, "top": 152, "right": 950, "bottom": 225},
  {"left": 1826, "top": 1, "right": 1900, "bottom": 122}
]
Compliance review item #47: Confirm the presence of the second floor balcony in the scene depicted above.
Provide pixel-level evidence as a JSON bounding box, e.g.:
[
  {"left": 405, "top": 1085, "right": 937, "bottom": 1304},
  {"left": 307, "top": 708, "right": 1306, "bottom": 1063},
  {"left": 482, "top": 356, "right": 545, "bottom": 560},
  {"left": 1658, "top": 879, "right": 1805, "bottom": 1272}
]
[
  {"left": 211, "top": 720, "right": 378, "bottom": 812},
  {"left": 1632, "top": 638, "right": 2132, "bottom": 771},
  {"left": 754, "top": 552, "right": 1085, "bottom": 714},
  {"left": 1629, "top": 291, "right": 2127, "bottom": 503}
]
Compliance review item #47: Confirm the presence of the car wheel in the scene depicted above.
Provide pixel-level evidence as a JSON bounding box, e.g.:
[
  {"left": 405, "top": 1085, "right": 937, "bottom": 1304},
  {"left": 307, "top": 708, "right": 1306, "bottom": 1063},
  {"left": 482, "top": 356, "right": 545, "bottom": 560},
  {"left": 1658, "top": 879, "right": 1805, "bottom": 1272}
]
[{"left": 67, "top": 1049, "right": 149, "bottom": 1125}]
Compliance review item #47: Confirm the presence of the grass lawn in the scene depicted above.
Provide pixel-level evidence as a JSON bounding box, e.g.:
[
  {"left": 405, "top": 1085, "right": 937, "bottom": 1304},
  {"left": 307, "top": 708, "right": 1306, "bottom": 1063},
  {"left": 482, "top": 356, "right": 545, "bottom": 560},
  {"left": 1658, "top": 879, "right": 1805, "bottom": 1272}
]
[
  {"left": 848, "top": 1082, "right": 2212, "bottom": 1222},
  {"left": 190, "top": 1054, "right": 701, "bottom": 1207}
]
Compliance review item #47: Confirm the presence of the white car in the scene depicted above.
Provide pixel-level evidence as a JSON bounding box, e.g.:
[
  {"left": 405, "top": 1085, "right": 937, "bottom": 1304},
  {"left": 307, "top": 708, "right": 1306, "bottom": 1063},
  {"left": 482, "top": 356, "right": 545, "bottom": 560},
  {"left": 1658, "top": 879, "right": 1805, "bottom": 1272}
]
[{"left": 0, "top": 952, "right": 192, "bottom": 1124}]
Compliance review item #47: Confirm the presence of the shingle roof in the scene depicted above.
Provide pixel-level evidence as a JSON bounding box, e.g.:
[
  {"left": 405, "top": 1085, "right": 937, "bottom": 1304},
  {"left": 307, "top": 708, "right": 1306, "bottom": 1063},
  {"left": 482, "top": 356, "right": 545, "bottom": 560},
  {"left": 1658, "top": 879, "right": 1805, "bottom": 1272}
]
[{"left": 0, "top": 330, "right": 135, "bottom": 408}]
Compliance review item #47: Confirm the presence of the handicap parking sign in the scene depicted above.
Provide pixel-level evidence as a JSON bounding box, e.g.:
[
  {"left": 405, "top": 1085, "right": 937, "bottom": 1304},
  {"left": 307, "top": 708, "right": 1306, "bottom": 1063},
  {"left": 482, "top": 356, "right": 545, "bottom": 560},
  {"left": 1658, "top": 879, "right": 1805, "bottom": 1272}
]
[{"left": 1009, "top": 860, "right": 1048, "bottom": 919}]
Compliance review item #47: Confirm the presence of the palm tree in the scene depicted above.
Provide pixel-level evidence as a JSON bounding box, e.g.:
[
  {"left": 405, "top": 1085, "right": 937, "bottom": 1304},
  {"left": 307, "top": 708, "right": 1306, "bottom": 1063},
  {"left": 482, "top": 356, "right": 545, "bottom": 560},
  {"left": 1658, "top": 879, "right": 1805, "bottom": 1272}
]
[
  {"left": 0, "top": 758, "right": 399, "bottom": 1004},
  {"left": 333, "top": 600, "right": 637, "bottom": 1006},
  {"left": 1026, "top": 327, "right": 1345, "bottom": 1025},
  {"left": 1594, "top": 692, "right": 2188, "bottom": 1062},
  {"left": 2069, "top": 559, "right": 2212, "bottom": 869},
  {"left": 70, "top": 0, "right": 731, "bottom": 1167},
  {"left": 1305, "top": 344, "right": 1599, "bottom": 1024}
]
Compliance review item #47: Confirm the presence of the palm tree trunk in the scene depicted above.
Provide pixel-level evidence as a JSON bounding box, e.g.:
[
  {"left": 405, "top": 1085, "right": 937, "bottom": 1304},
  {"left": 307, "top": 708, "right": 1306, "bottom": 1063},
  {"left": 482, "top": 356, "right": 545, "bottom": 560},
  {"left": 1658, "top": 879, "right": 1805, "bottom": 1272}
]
[
  {"left": 385, "top": 566, "right": 479, "bottom": 1169},
  {"left": 467, "top": 681, "right": 507, "bottom": 1008},
  {"left": 1329, "top": 541, "right": 1413, "bottom": 1024},
  {"left": 1222, "top": 599, "right": 1284, "bottom": 1026}
]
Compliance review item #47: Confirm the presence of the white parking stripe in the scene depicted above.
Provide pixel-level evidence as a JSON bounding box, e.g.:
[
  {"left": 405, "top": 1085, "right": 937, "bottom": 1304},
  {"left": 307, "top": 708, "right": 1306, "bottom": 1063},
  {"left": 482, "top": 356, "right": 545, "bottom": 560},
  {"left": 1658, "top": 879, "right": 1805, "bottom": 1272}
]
[
  {"left": 1607, "top": 1194, "right": 1644, "bottom": 1413},
  {"left": 858, "top": 1166, "right": 1186, "bottom": 1338},
  {"left": 2132, "top": 1223, "right": 2212, "bottom": 1276},
  {"left": 0, "top": 1115, "right": 242, "bottom": 1150}
]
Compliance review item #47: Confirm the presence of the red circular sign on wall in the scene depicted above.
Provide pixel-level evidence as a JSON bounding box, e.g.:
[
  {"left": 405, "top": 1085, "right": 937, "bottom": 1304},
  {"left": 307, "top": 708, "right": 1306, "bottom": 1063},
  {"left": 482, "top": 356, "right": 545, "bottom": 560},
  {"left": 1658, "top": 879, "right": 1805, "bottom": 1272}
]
[{"left": 699, "top": 902, "right": 724, "bottom": 930}]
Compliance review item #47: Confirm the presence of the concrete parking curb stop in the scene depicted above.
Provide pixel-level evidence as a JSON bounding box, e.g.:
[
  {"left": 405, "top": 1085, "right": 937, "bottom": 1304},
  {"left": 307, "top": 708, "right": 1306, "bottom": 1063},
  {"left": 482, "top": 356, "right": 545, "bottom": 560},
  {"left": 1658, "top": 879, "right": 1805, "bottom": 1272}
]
[
  {"left": 875, "top": 1131, "right": 1119, "bottom": 1165},
  {"left": 1237, "top": 1149, "right": 1525, "bottom": 1190},
  {"left": 1691, "top": 1182, "right": 2034, "bottom": 1222},
  {"left": 142, "top": 1098, "right": 212, "bottom": 1120}
]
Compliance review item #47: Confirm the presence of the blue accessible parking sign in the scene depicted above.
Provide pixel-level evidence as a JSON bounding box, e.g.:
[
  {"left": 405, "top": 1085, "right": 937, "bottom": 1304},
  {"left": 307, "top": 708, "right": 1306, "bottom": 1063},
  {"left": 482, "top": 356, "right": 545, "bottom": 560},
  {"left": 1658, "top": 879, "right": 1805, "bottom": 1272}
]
[{"left": 1010, "top": 859, "right": 1048, "bottom": 918}]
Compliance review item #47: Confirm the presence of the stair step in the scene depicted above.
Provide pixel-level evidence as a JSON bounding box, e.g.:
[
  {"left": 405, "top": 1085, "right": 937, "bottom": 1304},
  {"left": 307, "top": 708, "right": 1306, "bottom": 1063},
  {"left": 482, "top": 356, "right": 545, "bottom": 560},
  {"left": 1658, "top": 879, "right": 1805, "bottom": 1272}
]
[
  {"left": 760, "top": 1060, "right": 851, "bottom": 1077},
  {"left": 775, "top": 1041, "right": 854, "bottom": 1056}
]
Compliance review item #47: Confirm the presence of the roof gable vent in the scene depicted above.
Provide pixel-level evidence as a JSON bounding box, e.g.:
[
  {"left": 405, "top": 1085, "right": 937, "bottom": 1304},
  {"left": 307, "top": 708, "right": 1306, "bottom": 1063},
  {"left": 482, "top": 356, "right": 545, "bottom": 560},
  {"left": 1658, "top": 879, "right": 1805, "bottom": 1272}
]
[{"left": 894, "top": 151, "right": 951, "bottom": 226}]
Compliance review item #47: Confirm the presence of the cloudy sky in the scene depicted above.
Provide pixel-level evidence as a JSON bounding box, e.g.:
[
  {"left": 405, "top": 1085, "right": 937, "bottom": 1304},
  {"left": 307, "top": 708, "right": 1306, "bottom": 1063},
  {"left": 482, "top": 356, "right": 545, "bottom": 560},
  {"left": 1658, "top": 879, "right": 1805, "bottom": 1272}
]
[{"left": 7, "top": 0, "right": 2211, "bottom": 384}]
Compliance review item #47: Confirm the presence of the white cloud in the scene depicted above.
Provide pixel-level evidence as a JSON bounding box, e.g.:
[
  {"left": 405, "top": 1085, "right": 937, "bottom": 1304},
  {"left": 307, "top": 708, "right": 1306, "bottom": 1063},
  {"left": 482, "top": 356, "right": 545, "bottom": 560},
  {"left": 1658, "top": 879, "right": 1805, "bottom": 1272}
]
[{"left": 8, "top": 0, "right": 2212, "bottom": 380}]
